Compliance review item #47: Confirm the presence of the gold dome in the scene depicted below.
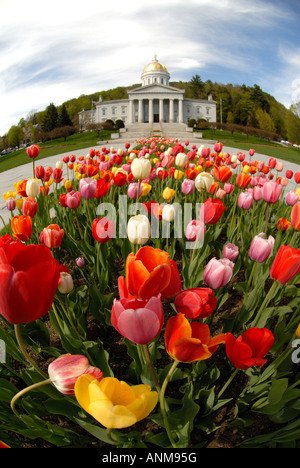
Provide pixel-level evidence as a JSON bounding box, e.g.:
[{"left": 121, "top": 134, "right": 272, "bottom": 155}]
[{"left": 143, "top": 55, "right": 168, "bottom": 73}]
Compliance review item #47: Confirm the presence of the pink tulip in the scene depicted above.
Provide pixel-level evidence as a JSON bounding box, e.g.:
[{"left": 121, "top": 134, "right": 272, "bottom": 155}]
[
  {"left": 48, "top": 354, "right": 103, "bottom": 395},
  {"left": 286, "top": 191, "right": 299, "bottom": 206},
  {"left": 203, "top": 257, "right": 234, "bottom": 289},
  {"left": 249, "top": 232, "right": 275, "bottom": 263},
  {"left": 182, "top": 179, "right": 195, "bottom": 195},
  {"left": 214, "top": 142, "right": 223, "bottom": 153},
  {"left": 262, "top": 181, "right": 282, "bottom": 203},
  {"left": 66, "top": 191, "right": 81, "bottom": 209},
  {"left": 275, "top": 162, "right": 283, "bottom": 172},
  {"left": 253, "top": 185, "right": 263, "bottom": 201},
  {"left": 222, "top": 243, "right": 239, "bottom": 261},
  {"left": 238, "top": 191, "right": 253, "bottom": 210},
  {"left": 249, "top": 149, "right": 255, "bottom": 157},
  {"left": 224, "top": 183, "right": 234, "bottom": 194},
  {"left": 79, "top": 178, "right": 97, "bottom": 199},
  {"left": 185, "top": 219, "right": 206, "bottom": 242},
  {"left": 111, "top": 296, "right": 164, "bottom": 345},
  {"left": 6, "top": 197, "right": 16, "bottom": 211},
  {"left": 269, "top": 158, "right": 276, "bottom": 168},
  {"left": 39, "top": 224, "right": 64, "bottom": 248},
  {"left": 201, "top": 147, "right": 211, "bottom": 158},
  {"left": 128, "top": 182, "right": 143, "bottom": 199}
]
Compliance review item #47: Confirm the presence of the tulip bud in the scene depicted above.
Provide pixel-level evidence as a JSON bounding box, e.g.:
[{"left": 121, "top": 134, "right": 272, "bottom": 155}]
[
  {"left": 26, "top": 179, "right": 39, "bottom": 198},
  {"left": 162, "top": 204, "right": 175, "bottom": 222},
  {"left": 48, "top": 354, "right": 103, "bottom": 395},
  {"left": 57, "top": 272, "right": 73, "bottom": 294},
  {"left": 127, "top": 215, "right": 150, "bottom": 245},
  {"left": 6, "top": 197, "right": 16, "bottom": 211},
  {"left": 175, "top": 152, "right": 187, "bottom": 168},
  {"left": 162, "top": 187, "right": 175, "bottom": 201},
  {"left": 249, "top": 233, "right": 275, "bottom": 263}
]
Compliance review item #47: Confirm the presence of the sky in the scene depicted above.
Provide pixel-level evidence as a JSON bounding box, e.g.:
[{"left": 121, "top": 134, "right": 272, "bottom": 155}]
[{"left": 1, "top": 0, "right": 300, "bottom": 136}]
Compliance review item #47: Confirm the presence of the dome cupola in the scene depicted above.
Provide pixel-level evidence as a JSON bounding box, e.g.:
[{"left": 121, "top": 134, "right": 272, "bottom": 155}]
[{"left": 141, "top": 55, "right": 170, "bottom": 86}]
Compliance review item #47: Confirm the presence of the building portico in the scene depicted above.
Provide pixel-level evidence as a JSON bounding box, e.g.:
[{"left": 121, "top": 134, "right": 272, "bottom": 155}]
[{"left": 78, "top": 55, "right": 216, "bottom": 130}]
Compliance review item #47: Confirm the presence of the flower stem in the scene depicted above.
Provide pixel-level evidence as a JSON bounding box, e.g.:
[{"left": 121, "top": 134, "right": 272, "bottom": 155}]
[
  {"left": 143, "top": 344, "right": 161, "bottom": 395},
  {"left": 14, "top": 324, "right": 48, "bottom": 379},
  {"left": 250, "top": 280, "right": 280, "bottom": 327},
  {"left": 159, "top": 359, "right": 179, "bottom": 448},
  {"left": 10, "top": 379, "right": 51, "bottom": 418},
  {"left": 217, "top": 368, "right": 239, "bottom": 399}
]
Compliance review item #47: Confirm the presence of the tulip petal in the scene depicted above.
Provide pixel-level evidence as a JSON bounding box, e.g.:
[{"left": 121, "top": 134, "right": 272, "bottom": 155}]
[
  {"left": 172, "top": 338, "right": 212, "bottom": 362},
  {"left": 138, "top": 263, "right": 171, "bottom": 299},
  {"left": 126, "top": 257, "right": 150, "bottom": 296},
  {"left": 136, "top": 246, "right": 170, "bottom": 272},
  {"left": 74, "top": 374, "right": 96, "bottom": 413},
  {"left": 89, "top": 400, "right": 137, "bottom": 428},
  {"left": 165, "top": 313, "right": 192, "bottom": 354}
]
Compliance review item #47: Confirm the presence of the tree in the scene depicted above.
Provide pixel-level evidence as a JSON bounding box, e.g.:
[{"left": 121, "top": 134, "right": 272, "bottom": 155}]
[
  {"left": 58, "top": 104, "right": 73, "bottom": 128},
  {"left": 189, "top": 75, "right": 204, "bottom": 99},
  {"left": 42, "top": 103, "right": 58, "bottom": 132},
  {"left": 7, "top": 125, "right": 23, "bottom": 148},
  {"left": 255, "top": 108, "right": 276, "bottom": 133}
]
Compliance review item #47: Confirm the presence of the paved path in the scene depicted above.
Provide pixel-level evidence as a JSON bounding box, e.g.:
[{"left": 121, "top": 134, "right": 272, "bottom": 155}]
[{"left": 1, "top": 137, "right": 299, "bottom": 227}]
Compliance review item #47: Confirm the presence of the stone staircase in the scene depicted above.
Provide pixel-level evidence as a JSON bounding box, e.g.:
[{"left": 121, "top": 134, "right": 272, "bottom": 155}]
[{"left": 119, "top": 122, "right": 195, "bottom": 141}]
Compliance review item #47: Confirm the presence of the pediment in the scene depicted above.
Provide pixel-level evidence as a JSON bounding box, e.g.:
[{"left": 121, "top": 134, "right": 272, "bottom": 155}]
[{"left": 128, "top": 84, "right": 184, "bottom": 96}]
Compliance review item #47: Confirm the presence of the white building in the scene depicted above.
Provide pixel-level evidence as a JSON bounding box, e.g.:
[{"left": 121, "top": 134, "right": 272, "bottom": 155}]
[{"left": 79, "top": 56, "right": 216, "bottom": 129}]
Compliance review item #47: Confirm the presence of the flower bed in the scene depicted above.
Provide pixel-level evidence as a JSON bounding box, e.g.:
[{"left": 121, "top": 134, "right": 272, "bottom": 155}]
[{"left": 0, "top": 139, "right": 300, "bottom": 449}]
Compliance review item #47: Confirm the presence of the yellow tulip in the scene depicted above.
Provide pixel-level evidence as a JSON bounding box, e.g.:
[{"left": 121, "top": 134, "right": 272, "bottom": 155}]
[
  {"left": 163, "top": 187, "right": 175, "bottom": 201},
  {"left": 243, "top": 165, "right": 251, "bottom": 174},
  {"left": 296, "top": 188, "right": 300, "bottom": 200},
  {"left": 75, "top": 173, "right": 84, "bottom": 181},
  {"left": 174, "top": 169, "right": 184, "bottom": 180},
  {"left": 3, "top": 190, "right": 16, "bottom": 201},
  {"left": 74, "top": 375, "right": 158, "bottom": 429},
  {"left": 64, "top": 180, "right": 73, "bottom": 191},
  {"left": 16, "top": 198, "right": 23, "bottom": 210},
  {"left": 141, "top": 183, "right": 152, "bottom": 196},
  {"left": 45, "top": 178, "right": 53, "bottom": 187},
  {"left": 296, "top": 323, "right": 300, "bottom": 338}
]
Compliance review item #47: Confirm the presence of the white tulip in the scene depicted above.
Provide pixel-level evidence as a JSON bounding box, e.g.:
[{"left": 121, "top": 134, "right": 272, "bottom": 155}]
[
  {"left": 26, "top": 179, "right": 39, "bottom": 198},
  {"left": 127, "top": 215, "right": 150, "bottom": 245},
  {"left": 195, "top": 172, "right": 214, "bottom": 193},
  {"left": 175, "top": 152, "right": 187, "bottom": 168},
  {"left": 162, "top": 204, "right": 175, "bottom": 222},
  {"left": 57, "top": 272, "right": 74, "bottom": 294},
  {"left": 131, "top": 158, "right": 151, "bottom": 179},
  {"left": 56, "top": 161, "right": 63, "bottom": 169}
]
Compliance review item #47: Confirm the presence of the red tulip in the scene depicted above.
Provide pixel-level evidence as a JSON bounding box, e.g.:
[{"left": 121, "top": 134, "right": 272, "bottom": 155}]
[
  {"left": 225, "top": 328, "right": 274, "bottom": 369},
  {"left": 26, "top": 144, "right": 40, "bottom": 159},
  {"left": 11, "top": 215, "right": 32, "bottom": 242},
  {"left": 125, "top": 246, "right": 172, "bottom": 299},
  {"left": 286, "top": 170, "right": 293, "bottom": 179},
  {"left": 294, "top": 172, "right": 300, "bottom": 184},
  {"left": 160, "top": 259, "right": 182, "bottom": 301},
  {"left": 270, "top": 245, "right": 300, "bottom": 284},
  {"left": 35, "top": 165, "right": 45, "bottom": 180},
  {"left": 214, "top": 142, "right": 223, "bottom": 153},
  {"left": 200, "top": 197, "right": 226, "bottom": 225},
  {"left": 92, "top": 217, "right": 115, "bottom": 243},
  {"left": 39, "top": 224, "right": 64, "bottom": 248},
  {"left": 276, "top": 217, "right": 291, "bottom": 231},
  {"left": 111, "top": 296, "right": 164, "bottom": 344},
  {"left": 22, "top": 196, "right": 38, "bottom": 218},
  {"left": 94, "top": 178, "right": 110, "bottom": 198},
  {"left": 165, "top": 313, "right": 227, "bottom": 363},
  {"left": 0, "top": 243, "right": 60, "bottom": 324},
  {"left": 174, "top": 287, "right": 217, "bottom": 319}
]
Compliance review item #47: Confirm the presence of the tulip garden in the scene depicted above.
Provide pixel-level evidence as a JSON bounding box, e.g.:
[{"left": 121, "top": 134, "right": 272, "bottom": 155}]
[{"left": 0, "top": 138, "right": 300, "bottom": 449}]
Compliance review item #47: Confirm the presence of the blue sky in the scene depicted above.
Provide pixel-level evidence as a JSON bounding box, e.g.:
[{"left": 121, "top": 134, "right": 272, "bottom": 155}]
[{"left": 0, "top": 0, "right": 300, "bottom": 136}]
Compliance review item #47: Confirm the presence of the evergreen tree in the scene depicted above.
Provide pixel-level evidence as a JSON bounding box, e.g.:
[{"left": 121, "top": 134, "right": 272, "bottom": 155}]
[
  {"left": 189, "top": 75, "right": 204, "bottom": 99},
  {"left": 42, "top": 103, "right": 58, "bottom": 132},
  {"left": 58, "top": 104, "right": 73, "bottom": 127}
]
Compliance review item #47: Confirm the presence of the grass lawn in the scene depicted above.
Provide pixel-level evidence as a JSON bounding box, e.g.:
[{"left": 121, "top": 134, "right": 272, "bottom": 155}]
[
  {"left": 0, "top": 130, "right": 113, "bottom": 173},
  {"left": 202, "top": 129, "right": 300, "bottom": 165},
  {"left": 0, "top": 128, "right": 299, "bottom": 174}
]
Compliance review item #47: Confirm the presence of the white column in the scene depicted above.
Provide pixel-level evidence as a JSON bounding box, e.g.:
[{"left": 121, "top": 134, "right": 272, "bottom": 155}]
[
  {"left": 169, "top": 99, "right": 174, "bottom": 123},
  {"left": 149, "top": 99, "right": 153, "bottom": 123},
  {"left": 178, "top": 99, "right": 183, "bottom": 123},
  {"left": 159, "top": 99, "right": 164, "bottom": 123},
  {"left": 138, "top": 99, "right": 143, "bottom": 123}
]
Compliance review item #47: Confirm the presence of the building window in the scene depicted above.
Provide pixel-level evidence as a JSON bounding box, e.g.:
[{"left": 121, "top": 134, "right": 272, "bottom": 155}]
[
  {"left": 122, "top": 106, "right": 125, "bottom": 114},
  {"left": 102, "top": 108, "right": 106, "bottom": 116},
  {"left": 112, "top": 107, "right": 116, "bottom": 115},
  {"left": 161, "top": 78, "right": 164, "bottom": 84},
  {"left": 206, "top": 107, "right": 210, "bottom": 115},
  {"left": 197, "top": 107, "right": 200, "bottom": 114},
  {"left": 154, "top": 78, "right": 157, "bottom": 83}
]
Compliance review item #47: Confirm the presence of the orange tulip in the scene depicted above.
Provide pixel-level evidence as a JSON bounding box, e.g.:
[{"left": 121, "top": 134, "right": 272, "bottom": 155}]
[
  {"left": 125, "top": 246, "right": 173, "bottom": 299},
  {"left": 11, "top": 215, "right": 32, "bottom": 242},
  {"left": 291, "top": 203, "right": 300, "bottom": 231},
  {"left": 214, "top": 165, "right": 232, "bottom": 183},
  {"left": 236, "top": 172, "right": 252, "bottom": 189},
  {"left": 165, "top": 313, "right": 227, "bottom": 363}
]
